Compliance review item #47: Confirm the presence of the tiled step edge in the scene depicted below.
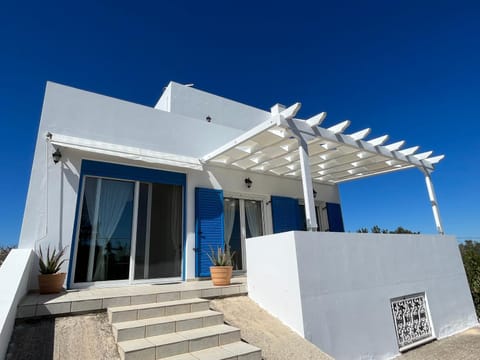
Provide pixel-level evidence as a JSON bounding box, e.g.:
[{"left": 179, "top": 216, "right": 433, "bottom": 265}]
[
  {"left": 109, "top": 298, "right": 210, "bottom": 323},
  {"left": 16, "top": 282, "right": 247, "bottom": 319},
  {"left": 162, "top": 341, "right": 262, "bottom": 360},
  {"left": 118, "top": 324, "right": 241, "bottom": 360},
  {"left": 113, "top": 310, "right": 224, "bottom": 342}
]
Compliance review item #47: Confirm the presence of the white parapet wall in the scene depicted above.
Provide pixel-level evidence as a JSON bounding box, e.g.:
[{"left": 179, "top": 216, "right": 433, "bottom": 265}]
[
  {"left": 0, "top": 249, "right": 35, "bottom": 359},
  {"left": 246, "top": 232, "right": 478, "bottom": 360}
]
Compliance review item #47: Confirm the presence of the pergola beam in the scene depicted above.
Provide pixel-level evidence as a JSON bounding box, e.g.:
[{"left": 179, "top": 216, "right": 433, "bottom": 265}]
[{"left": 424, "top": 172, "right": 445, "bottom": 234}]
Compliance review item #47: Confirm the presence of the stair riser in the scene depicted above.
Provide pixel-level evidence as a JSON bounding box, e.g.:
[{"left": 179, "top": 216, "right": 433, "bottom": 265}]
[
  {"left": 110, "top": 301, "right": 210, "bottom": 323},
  {"left": 161, "top": 342, "right": 263, "bottom": 360},
  {"left": 120, "top": 330, "right": 241, "bottom": 360},
  {"left": 236, "top": 351, "right": 262, "bottom": 360},
  {"left": 115, "top": 314, "right": 224, "bottom": 342}
]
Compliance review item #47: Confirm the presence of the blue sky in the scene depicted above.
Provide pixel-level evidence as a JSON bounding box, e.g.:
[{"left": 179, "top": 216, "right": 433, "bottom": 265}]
[{"left": 0, "top": 1, "right": 479, "bottom": 246}]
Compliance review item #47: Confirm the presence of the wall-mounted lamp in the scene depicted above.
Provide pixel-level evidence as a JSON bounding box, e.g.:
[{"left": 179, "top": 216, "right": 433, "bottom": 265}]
[
  {"left": 52, "top": 148, "right": 62, "bottom": 164},
  {"left": 206, "top": 116, "right": 212, "bottom": 122},
  {"left": 245, "top": 177, "right": 252, "bottom": 189},
  {"left": 313, "top": 189, "right": 317, "bottom": 198}
]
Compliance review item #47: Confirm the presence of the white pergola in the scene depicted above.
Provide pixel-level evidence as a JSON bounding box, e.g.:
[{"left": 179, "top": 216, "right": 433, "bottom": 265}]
[{"left": 202, "top": 103, "right": 445, "bottom": 234}]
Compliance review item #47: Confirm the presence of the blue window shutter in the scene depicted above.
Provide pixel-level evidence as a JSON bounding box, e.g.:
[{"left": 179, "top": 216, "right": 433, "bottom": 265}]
[
  {"left": 271, "top": 196, "right": 301, "bottom": 233},
  {"left": 195, "top": 188, "right": 224, "bottom": 277},
  {"left": 326, "top": 202, "right": 345, "bottom": 232}
]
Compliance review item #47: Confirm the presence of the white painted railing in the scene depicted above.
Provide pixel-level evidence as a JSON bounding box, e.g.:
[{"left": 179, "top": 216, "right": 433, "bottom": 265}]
[{"left": 0, "top": 249, "right": 34, "bottom": 360}]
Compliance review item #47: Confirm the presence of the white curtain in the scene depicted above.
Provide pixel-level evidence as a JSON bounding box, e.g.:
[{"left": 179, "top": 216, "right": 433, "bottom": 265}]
[
  {"left": 84, "top": 178, "right": 99, "bottom": 237},
  {"left": 93, "top": 180, "right": 133, "bottom": 281},
  {"left": 245, "top": 200, "right": 263, "bottom": 237},
  {"left": 224, "top": 199, "right": 237, "bottom": 250}
]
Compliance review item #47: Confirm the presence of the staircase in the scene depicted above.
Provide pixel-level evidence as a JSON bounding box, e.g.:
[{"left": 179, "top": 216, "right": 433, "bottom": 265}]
[{"left": 108, "top": 297, "right": 262, "bottom": 360}]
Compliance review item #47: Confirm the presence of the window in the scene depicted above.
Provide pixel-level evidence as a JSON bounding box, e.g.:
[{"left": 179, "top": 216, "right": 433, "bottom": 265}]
[{"left": 224, "top": 197, "right": 265, "bottom": 271}]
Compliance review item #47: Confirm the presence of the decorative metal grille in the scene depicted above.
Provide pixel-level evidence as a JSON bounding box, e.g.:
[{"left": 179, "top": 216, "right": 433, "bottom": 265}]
[{"left": 390, "top": 293, "right": 433, "bottom": 350}]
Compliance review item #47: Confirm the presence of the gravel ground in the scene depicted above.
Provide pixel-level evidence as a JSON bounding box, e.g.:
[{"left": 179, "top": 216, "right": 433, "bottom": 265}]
[
  {"left": 7, "top": 313, "right": 119, "bottom": 360},
  {"left": 211, "top": 296, "right": 333, "bottom": 360},
  {"left": 397, "top": 326, "right": 480, "bottom": 360}
]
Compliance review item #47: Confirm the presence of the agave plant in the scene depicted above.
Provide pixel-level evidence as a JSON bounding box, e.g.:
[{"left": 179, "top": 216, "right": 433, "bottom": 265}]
[
  {"left": 206, "top": 246, "right": 235, "bottom": 266},
  {"left": 38, "top": 245, "right": 67, "bottom": 275}
]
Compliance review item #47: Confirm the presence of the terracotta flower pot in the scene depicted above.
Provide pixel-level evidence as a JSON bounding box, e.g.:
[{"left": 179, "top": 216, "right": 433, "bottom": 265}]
[
  {"left": 210, "top": 266, "right": 233, "bottom": 286},
  {"left": 38, "top": 272, "right": 66, "bottom": 294}
]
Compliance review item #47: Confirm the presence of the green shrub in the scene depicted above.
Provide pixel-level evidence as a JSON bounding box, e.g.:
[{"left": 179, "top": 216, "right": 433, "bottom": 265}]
[{"left": 459, "top": 240, "right": 480, "bottom": 318}]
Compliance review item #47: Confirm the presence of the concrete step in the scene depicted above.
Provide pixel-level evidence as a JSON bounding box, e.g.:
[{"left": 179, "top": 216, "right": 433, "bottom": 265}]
[
  {"left": 109, "top": 298, "right": 210, "bottom": 323},
  {"left": 118, "top": 324, "right": 241, "bottom": 360},
  {"left": 162, "top": 341, "right": 262, "bottom": 360},
  {"left": 113, "top": 310, "right": 224, "bottom": 342}
]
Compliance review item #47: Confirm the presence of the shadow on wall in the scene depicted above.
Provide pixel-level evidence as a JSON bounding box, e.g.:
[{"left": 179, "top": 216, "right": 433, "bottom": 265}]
[{"left": 7, "top": 318, "right": 55, "bottom": 360}]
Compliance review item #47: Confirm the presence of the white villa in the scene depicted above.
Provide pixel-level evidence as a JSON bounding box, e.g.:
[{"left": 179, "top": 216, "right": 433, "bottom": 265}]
[{"left": 0, "top": 81, "right": 477, "bottom": 360}]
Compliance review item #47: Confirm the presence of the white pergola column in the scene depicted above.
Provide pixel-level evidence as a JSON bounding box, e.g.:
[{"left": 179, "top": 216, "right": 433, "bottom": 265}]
[
  {"left": 424, "top": 172, "right": 444, "bottom": 235},
  {"left": 299, "top": 139, "right": 318, "bottom": 231}
]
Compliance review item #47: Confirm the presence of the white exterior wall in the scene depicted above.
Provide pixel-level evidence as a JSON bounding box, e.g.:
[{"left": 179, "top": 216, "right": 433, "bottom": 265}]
[
  {"left": 156, "top": 82, "right": 271, "bottom": 130},
  {"left": 244, "top": 233, "right": 305, "bottom": 336},
  {"left": 246, "top": 231, "right": 478, "bottom": 360},
  {"left": 0, "top": 249, "right": 35, "bottom": 359},
  {"left": 18, "top": 82, "right": 340, "bottom": 289}
]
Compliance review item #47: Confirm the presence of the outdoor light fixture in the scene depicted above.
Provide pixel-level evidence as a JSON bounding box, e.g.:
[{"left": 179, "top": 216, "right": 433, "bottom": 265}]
[
  {"left": 313, "top": 189, "right": 317, "bottom": 198},
  {"left": 52, "top": 148, "right": 62, "bottom": 164},
  {"left": 206, "top": 116, "right": 212, "bottom": 122},
  {"left": 245, "top": 177, "right": 252, "bottom": 189}
]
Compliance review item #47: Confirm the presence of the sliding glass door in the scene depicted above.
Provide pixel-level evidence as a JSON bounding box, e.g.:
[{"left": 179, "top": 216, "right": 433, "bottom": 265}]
[{"left": 73, "top": 175, "right": 183, "bottom": 285}]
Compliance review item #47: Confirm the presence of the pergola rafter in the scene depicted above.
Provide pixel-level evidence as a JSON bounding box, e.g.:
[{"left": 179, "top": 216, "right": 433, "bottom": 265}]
[{"left": 201, "top": 103, "right": 445, "bottom": 233}]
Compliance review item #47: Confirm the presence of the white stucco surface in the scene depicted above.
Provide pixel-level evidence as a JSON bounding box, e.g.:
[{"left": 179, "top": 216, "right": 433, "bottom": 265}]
[
  {"left": 0, "top": 249, "right": 34, "bottom": 360},
  {"left": 246, "top": 231, "right": 478, "bottom": 360},
  {"left": 156, "top": 82, "right": 271, "bottom": 131},
  {"left": 245, "top": 233, "right": 305, "bottom": 336}
]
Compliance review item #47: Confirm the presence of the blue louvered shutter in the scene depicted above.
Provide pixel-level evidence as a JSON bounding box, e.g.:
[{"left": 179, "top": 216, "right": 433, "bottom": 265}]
[
  {"left": 195, "top": 188, "right": 224, "bottom": 277},
  {"left": 326, "top": 202, "right": 345, "bottom": 232},
  {"left": 271, "top": 196, "right": 302, "bottom": 233}
]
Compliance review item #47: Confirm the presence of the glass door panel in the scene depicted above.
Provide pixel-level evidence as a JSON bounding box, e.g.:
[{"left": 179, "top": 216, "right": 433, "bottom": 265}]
[
  {"left": 245, "top": 200, "right": 263, "bottom": 238},
  {"left": 224, "top": 198, "right": 242, "bottom": 270},
  {"left": 224, "top": 198, "right": 264, "bottom": 271},
  {"left": 134, "top": 182, "right": 183, "bottom": 279},
  {"left": 74, "top": 177, "right": 134, "bottom": 283}
]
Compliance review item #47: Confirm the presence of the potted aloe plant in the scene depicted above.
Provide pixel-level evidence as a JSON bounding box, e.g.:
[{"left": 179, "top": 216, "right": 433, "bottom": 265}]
[
  {"left": 38, "top": 245, "right": 67, "bottom": 294},
  {"left": 207, "top": 246, "right": 235, "bottom": 286}
]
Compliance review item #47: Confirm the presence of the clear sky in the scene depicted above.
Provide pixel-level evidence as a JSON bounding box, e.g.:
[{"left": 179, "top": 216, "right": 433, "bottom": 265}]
[{"left": 0, "top": 1, "right": 479, "bottom": 246}]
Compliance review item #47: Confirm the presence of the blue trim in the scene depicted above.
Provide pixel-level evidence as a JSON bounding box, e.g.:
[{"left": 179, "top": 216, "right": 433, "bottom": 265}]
[
  {"left": 66, "top": 173, "right": 86, "bottom": 288},
  {"left": 68, "top": 160, "right": 187, "bottom": 287},
  {"left": 81, "top": 160, "right": 186, "bottom": 186}
]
